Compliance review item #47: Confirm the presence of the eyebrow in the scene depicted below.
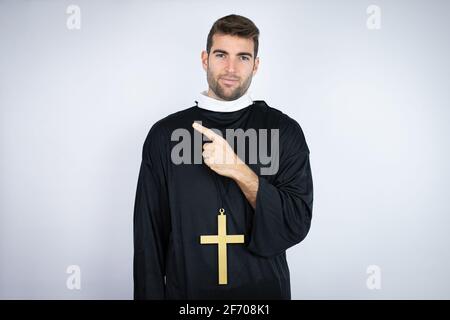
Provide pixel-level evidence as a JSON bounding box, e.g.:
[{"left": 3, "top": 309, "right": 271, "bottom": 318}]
[{"left": 212, "top": 49, "right": 253, "bottom": 58}]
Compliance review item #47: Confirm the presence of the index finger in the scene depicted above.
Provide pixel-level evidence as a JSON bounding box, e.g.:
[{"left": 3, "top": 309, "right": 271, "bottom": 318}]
[{"left": 192, "top": 122, "right": 218, "bottom": 141}]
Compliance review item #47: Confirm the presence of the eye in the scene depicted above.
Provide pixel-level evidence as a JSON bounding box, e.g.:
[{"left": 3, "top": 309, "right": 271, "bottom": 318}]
[
  {"left": 240, "top": 56, "right": 250, "bottom": 61},
  {"left": 216, "top": 53, "right": 225, "bottom": 58}
]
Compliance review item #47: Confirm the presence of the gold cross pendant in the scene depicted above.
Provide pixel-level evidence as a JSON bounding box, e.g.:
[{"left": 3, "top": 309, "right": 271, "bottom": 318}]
[{"left": 200, "top": 208, "right": 245, "bottom": 285}]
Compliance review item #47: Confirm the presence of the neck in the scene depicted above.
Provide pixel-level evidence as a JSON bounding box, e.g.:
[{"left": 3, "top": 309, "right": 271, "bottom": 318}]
[
  {"left": 207, "top": 88, "right": 244, "bottom": 102},
  {"left": 195, "top": 89, "right": 254, "bottom": 113},
  {"left": 206, "top": 88, "right": 225, "bottom": 101}
]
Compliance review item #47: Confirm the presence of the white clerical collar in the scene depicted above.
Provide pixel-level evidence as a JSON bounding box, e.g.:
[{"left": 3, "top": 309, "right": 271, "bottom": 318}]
[{"left": 195, "top": 90, "right": 254, "bottom": 112}]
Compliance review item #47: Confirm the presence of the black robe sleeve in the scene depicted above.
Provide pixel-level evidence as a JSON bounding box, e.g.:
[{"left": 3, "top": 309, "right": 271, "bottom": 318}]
[
  {"left": 133, "top": 122, "right": 171, "bottom": 299},
  {"left": 246, "top": 115, "right": 313, "bottom": 258}
]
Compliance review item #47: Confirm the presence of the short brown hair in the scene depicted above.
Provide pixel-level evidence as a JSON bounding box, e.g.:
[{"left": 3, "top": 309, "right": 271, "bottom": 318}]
[{"left": 206, "top": 14, "right": 260, "bottom": 58}]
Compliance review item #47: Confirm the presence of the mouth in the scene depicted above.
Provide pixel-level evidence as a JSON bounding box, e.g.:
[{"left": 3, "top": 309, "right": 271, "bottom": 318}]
[{"left": 220, "top": 77, "right": 239, "bottom": 86}]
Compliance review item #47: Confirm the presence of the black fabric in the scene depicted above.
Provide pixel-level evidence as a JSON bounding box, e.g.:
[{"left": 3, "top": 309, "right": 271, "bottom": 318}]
[{"left": 133, "top": 101, "right": 313, "bottom": 300}]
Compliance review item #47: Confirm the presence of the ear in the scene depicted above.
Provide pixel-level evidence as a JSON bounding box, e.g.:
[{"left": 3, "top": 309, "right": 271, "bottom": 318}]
[
  {"left": 252, "top": 56, "right": 260, "bottom": 76},
  {"left": 201, "top": 50, "right": 209, "bottom": 72}
]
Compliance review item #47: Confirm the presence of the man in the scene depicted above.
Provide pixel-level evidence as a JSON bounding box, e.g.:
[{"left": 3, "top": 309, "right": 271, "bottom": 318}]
[{"left": 133, "top": 14, "right": 313, "bottom": 300}]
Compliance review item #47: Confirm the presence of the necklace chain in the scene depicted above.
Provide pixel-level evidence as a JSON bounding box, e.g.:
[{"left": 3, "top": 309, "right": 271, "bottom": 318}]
[{"left": 211, "top": 172, "right": 225, "bottom": 212}]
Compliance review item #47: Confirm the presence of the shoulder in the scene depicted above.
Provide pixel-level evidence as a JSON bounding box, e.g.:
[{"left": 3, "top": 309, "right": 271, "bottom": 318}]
[
  {"left": 253, "top": 100, "right": 309, "bottom": 153},
  {"left": 253, "top": 100, "right": 306, "bottom": 136},
  {"left": 145, "top": 106, "right": 197, "bottom": 139},
  {"left": 141, "top": 106, "right": 195, "bottom": 156}
]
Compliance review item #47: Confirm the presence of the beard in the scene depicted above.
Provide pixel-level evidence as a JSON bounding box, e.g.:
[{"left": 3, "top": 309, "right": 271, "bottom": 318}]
[{"left": 206, "top": 68, "right": 253, "bottom": 101}]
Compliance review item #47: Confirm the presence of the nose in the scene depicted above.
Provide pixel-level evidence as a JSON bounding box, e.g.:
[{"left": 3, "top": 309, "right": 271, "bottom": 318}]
[{"left": 225, "top": 57, "right": 237, "bottom": 73}]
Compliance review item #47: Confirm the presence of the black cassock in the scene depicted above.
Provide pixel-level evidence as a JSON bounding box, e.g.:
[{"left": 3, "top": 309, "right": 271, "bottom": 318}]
[{"left": 133, "top": 100, "right": 313, "bottom": 299}]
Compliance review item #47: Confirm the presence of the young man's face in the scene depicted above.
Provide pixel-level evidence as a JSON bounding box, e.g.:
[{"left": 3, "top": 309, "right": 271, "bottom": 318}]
[{"left": 202, "top": 33, "right": 259, "bottom": 101}]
